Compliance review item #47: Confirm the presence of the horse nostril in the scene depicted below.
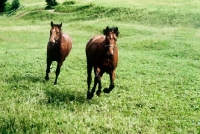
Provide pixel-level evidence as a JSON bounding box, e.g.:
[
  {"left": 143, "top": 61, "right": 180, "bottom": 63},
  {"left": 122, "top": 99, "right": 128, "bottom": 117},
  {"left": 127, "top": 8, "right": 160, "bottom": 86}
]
[
  {"left": 106, "top": 52, "right": 113, "bottom": 59},
  {"left": 108, "top": 51, "right": 114, "bottom": 56}
]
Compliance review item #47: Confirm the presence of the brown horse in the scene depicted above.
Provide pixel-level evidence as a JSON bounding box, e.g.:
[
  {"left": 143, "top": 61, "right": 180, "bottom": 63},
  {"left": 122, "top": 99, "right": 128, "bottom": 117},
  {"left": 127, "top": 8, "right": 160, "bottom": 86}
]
[
  {"left": 45, "top": 21, "right": 72, "bottom": 85},
  {"left": 86, "top": 26, "right": 119, "bottom": 99}
]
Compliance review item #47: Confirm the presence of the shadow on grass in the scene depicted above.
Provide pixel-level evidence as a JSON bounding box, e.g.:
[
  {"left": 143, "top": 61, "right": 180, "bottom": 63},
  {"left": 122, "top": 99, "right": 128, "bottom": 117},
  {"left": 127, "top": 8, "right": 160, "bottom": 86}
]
[
  {"left": 6, "top": 73, "right": 44, "bottom": 84},
  {"left": 42, "top": 87, "right": 86, "bottom": 105},
  {"left": 5, "top": 72, "right": 92, "bottom": 105},
  {"left": 23, "top": 74, "right": 45, "bottom": 83}
]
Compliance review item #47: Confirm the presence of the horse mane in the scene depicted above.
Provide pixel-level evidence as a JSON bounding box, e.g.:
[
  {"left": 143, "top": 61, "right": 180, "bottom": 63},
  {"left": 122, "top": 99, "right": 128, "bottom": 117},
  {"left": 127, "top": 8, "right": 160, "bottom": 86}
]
[
  {"left": 103, "top": 26, "right": 119, "bottom": 36},
  {"left": 51, "top": 21, "right": 62, "bottom": 32}
]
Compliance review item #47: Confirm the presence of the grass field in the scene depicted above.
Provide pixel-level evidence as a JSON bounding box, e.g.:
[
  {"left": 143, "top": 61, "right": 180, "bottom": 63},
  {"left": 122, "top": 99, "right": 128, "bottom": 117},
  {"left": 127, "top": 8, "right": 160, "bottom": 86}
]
[{"left": 0, "top": 0, "right": 200, "bottom": 133}]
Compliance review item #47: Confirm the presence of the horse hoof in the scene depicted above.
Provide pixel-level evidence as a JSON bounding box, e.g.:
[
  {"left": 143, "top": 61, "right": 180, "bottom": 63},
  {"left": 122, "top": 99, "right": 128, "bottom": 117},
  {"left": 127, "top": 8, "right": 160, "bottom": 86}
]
[
  {"left": 54, "top": 82, "right": 57, "bottom": 85},
  {"left": 87, "top": 96, "right": 92, "bottom": 100},
  {"left": 87, "top": 92, "right": 93, "bottom": 100},
  {"left": 96, "top": 90, "right": 101, "bottom": 96},
  {"left": 87, "top": 95, "right": 93, "bottom": 100},
  {"left": 103, "top": 88, "right": 110, "bottom": 94},
  {"left": 45, "top": 76, "right": 49, "bottom": 81}
]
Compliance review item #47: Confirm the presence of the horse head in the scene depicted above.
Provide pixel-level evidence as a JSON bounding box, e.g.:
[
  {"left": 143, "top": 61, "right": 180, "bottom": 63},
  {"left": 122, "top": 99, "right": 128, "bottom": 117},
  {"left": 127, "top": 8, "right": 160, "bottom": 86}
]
[
  {"left": 103, "top": 26, "right": 119, "bottom": 57},
  {"left": 49, "top": 21, "right": 62, "bottom": 46}
]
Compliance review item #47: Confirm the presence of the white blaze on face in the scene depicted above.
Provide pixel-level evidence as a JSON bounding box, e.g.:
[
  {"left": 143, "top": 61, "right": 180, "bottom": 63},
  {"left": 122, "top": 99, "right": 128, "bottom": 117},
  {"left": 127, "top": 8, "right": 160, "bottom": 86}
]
[
  {"left": 50, "top": 28, "right": 56, "bottom": 43},
  {"left": 110, "top": 34, "right": 113, "bottom": 39}
]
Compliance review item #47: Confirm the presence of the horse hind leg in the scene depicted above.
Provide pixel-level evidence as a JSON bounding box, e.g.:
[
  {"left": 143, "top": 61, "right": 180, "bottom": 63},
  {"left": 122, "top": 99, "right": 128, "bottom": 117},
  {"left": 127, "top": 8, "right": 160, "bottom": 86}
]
[
  {"left": 88, "top": 67, "right": 102, "bottom": 99},
  {"left": 96, "top": 72, "right": 103, "bottom": 97},
  {"left": 87, "top": 64, "right": 93, "bottom": 99},
  {"left": 88, "top": 75, "right": 98, "bottom": 99},
  {"left": 54, "top": 62, "right": 62, "bottom": 85}
]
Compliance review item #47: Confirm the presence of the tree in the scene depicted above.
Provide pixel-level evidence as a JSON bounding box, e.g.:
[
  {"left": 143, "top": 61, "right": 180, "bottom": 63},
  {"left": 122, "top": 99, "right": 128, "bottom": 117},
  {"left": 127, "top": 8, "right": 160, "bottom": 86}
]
[
  {"left": 12, "top": 0, "right": 20, "bottom": 10},
  {"left": 0, "top": 0, "right": 7, "bottom": 12},
  {"left": 46, "top": 0, "right": 57, "bottom": 9}
]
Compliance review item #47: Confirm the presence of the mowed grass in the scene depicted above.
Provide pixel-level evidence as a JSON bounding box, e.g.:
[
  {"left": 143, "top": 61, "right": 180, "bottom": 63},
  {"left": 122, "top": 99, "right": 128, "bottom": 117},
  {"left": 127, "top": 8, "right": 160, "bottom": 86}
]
[{"left": 0, "top": 0, "right": 200, "bottom": 133}]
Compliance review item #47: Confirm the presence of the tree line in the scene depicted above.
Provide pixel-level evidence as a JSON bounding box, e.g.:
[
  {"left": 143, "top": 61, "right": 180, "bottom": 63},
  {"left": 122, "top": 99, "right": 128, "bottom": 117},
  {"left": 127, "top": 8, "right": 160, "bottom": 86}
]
[
  {"left": 0, "top": 0, "right": 58, "bottom": 12},
  {"left": 0, "top": 0, "right": 20, "bottom": 12}
]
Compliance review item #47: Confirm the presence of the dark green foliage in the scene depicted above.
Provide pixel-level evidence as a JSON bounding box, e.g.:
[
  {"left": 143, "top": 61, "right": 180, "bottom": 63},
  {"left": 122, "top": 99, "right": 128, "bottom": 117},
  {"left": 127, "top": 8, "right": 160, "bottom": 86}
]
[
  {"left": 0, "top": 0, "right": 7, "bottom": 12},
  {"left": 4, "top": 2, "right": 12, "bottom": 11},
  {"left": 46, "top": 0, "right": 57, "bottom": 9},
  {"left": 12, "top": 0, "right": 20, "bottom": 10}
]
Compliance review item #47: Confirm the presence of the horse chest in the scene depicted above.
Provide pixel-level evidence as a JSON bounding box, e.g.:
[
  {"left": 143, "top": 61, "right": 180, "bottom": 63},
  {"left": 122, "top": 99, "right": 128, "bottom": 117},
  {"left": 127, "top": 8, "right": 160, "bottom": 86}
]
[
  {"left": 103, "top": 58, "right": 111, "bottom": 66},
  {"left": 48, "top": 47, "right": 64, "bottom": 60},
  {"left": 98, "top": 58, "right": 114, "bottom": 72}
]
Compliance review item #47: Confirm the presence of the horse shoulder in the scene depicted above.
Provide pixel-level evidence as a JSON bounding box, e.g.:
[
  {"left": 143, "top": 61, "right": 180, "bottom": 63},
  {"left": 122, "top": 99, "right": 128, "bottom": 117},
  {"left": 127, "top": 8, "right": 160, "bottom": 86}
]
[
  {"left": 113, "top": 47, "right": 118, "bottom": 68},
  {"left": 62, "top": 33, "right": 72, "bottom": 42},
  {"left": 61, "top": 33, "right": 72, "bottom": 48},
  {"left": 87, "top": 35, "right": 105, "bottom": 50},
  {"left": 86, "top": 35, "right": 105, "bottom": 63}
]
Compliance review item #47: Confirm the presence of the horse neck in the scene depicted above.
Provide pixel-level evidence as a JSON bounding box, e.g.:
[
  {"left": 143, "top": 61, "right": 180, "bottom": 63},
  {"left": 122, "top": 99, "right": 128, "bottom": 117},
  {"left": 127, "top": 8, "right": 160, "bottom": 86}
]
[{"left": 57, "top": 32, "right": 63, "bottom": 45}]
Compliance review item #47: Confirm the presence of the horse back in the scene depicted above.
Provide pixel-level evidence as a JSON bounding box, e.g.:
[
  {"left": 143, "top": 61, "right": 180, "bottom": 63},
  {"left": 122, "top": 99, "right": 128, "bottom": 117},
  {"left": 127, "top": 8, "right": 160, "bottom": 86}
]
[{"left": 86, "top": 35, "right": 105, "bottom": 63}]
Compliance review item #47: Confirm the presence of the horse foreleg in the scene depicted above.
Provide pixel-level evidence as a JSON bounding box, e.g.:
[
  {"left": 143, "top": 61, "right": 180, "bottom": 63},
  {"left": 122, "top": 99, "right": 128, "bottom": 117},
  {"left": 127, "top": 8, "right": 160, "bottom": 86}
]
[
  {"left": 54, "top": 62, "right": 62, "bottom": 85},
  {"left": 45, "top": 59, "right": 52, "bottom": 81},
  {"left": 103, "top": 70, "right": 115, "bottom": 93}
]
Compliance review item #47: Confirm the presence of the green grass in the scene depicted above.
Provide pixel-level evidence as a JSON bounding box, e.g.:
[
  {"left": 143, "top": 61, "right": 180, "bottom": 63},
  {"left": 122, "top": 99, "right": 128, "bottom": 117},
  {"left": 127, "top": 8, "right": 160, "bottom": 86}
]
[{"left": 0, "top": 0, "right": 200, "bottom": 133}]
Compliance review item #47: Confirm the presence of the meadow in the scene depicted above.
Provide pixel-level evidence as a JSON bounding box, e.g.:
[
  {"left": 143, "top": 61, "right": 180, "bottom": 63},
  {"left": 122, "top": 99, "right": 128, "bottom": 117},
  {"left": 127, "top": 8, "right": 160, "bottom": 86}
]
[{"left": 0, "top": 0, "right": 200, "bottom": 133}]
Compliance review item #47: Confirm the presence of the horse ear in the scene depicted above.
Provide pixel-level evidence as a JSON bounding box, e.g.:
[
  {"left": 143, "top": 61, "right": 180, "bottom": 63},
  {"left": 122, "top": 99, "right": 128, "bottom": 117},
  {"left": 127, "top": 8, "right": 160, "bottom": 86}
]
[
  {"left": 115, "top": 27, "right": 118, "bottom": 32},
  {"left": 115, "top": 27, "right": 119, "bottom": 36},
  {"left": 103, "top": 28, "right": 106, "bottom": 35},
  {"left": 58, "top": 23, "right": 62, "bottom": 29},
  {"left": 103, "top": 26, "right": 109, "bottom": 35},
  {"left": 51, "top": 21, "right": 53, "bottom": 27}
]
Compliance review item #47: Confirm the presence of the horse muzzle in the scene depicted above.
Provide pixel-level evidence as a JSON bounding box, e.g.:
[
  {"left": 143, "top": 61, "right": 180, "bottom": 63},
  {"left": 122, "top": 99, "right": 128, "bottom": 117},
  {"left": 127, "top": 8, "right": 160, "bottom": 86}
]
[
  {"left": 106, "top": 51, "right": 114, "bottom": 59},
  {"left": 107, "top": 50, "right": 114, "bottom": 55},
  {"left": 105, "top": 44, "right": 114, "bottom": 57},
  {"left": 49, "top": 41, "right": 55, "bottom": 46}
]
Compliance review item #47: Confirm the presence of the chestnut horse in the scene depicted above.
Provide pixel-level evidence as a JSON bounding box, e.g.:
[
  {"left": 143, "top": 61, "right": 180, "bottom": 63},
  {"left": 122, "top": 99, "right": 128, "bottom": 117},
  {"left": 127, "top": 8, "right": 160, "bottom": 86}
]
[
  {"left": 86, "top": 26, "right": 119, "bottom": 99},
  {"left": 45, "top": 21, "right": 72, "bottom": 85}
]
